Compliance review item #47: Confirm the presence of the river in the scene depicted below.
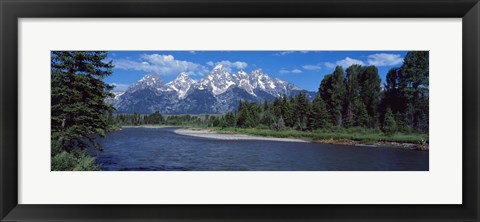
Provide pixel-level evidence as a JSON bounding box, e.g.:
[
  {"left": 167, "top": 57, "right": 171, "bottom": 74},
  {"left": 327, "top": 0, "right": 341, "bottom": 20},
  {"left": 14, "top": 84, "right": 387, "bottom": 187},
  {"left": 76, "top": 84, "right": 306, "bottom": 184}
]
[{"left": 94, "top": 127, "right": 428, "bottom": 171}]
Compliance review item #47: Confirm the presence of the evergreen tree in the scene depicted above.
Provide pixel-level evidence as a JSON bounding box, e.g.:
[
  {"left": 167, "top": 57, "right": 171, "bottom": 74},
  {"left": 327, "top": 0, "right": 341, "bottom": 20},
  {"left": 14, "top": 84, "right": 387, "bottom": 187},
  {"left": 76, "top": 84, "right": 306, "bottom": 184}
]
[
  {"left": 294, "top": 92, "right": 309, "bottom": 130},
  {"left": 358, "top": 65, "right": 381, "bottom": 128},
  {"left": 212, "top": 116, "right": 223, "bottom": 127},
  {"left": 379, "top": 67, "right": 399, "bottom": 127},
  {"left": 344, "top": 64, "right": 365, "bottom": 127},
  {"left": 272, "top": 97, "right": 283, "bottom": 118},
  {"left": 399, "top": 51, "right": 429, "bottom": 132},
  {"left": 308, "top": 94, "right": 329, "bottom": 130},
  {"left": 383, "top": 67, "right": 402, "bottom": 112},
  {"left": 149, "top": 111, "right": 164, "bottom": 124},
  {"left": 320, "top": 66, "right": 346, "bottom": 126},
  {"left": 355, "top": 101, "right": 370, "bottom": 127},
  {"left": 379, "top": 51, "right": 429, "bottom": 133},
  {"left": 277, "top": 117, "right": 286, "bottom": 131},
  {"left": 260, "top": 108, "right": 276, "bottom": 127},
  {"left": 382, "top": 108, "right": 398, "bottom": 135},
  {"left": 225, "top": 112, "right": 236, "bottom": 127},
  {"left": 236, "top": 100, "right": 257, "bottom": 128},
  {"left": 282, "top": 96, "right": 294, "bottom": 127},
  {"left": 270, "top": 116, "right": 286, "bottom": 131},
  {"left": 263, "top": 100, "right": 269, "bottom": 112},
  {"left": 51, "top": 51, "right": 114, "bottom": 152}
]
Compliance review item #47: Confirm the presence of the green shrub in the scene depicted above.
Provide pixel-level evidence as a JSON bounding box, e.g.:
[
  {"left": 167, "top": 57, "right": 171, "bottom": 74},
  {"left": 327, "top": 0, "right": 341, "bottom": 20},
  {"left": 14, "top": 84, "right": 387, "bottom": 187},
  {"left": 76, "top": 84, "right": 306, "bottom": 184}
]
[
  {"left": 256, "top": 124, "right": 270, "bottom": 130},
  {"left": 51, "top": 139, "right": 64, "bottom": 156},
  {"left": 323, "top": 125, "right": 345, "bottom": 133},
  {"left": 382, "top": 108, "right": 398, "bottom": 136},
  {"left": 51, "top": 151, "right": 77, "bottom": 171},
  {"left": 74, "top": 152, "right": 100, "bottom": 171},
  {"left": 51, "top": 150, "right": 100, "bottom": 171},
  {"left": 214, "top": 126, "right": 427, "bottom": 144},
  {"left": 270, "top": 117, "right": 286, "bottom": 131},
  {"left": 345, "top": 127, "right": 367, "bottom": 134}
]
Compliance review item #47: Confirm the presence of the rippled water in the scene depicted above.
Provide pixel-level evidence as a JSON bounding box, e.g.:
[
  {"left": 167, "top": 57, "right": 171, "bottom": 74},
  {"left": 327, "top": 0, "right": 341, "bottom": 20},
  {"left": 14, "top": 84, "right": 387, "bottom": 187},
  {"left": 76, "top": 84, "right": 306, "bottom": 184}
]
[{"left": 94, "top": 127, "right": 428, "bottom": 171}]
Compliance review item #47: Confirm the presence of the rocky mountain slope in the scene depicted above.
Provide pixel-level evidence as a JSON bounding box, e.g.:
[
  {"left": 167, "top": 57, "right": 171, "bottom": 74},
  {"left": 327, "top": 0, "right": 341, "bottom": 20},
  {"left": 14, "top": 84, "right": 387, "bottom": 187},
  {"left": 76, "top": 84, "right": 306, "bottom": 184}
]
[{"left": 110, "top": 64, "right": 315, "bottom": 114}]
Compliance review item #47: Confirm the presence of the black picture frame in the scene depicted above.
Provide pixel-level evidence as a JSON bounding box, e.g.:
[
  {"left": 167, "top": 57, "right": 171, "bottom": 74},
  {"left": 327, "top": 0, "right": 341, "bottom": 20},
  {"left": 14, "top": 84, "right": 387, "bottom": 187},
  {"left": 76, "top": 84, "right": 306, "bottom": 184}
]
[{"left": 1, "top": 0, "right": 479, "bottom": 221}]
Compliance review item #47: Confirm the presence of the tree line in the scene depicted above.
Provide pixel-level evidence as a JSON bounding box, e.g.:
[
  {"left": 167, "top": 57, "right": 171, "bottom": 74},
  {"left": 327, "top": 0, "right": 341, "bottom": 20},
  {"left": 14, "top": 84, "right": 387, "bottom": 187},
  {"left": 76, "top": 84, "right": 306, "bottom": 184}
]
[
  {"left": 217, "top": 51, "right": 429, "bottom": 135},
  {"left": 109, "top": 112, "right": 224, "bottom": 127}
]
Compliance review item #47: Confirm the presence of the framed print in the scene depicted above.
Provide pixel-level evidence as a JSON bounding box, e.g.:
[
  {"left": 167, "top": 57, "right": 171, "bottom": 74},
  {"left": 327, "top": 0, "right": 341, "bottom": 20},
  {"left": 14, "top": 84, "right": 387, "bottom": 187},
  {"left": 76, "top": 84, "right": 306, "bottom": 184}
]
[{"left": 1, "top": 0, "right": 479, "bottom": 221}]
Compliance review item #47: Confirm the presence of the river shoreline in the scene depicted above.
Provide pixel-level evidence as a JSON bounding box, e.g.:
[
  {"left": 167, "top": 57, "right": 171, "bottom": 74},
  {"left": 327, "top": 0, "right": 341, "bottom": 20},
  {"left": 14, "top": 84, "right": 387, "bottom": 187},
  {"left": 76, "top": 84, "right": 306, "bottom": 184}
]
[
  {"left": 97, "top": 127, "right": 429, "bottom": 171},
  {"left": 121, "top": 125, "right": 179, "bottom": 128},
  {"left": 174, "top": 128, "right": 308, "bottom": 143},
  {"left": 175, "top": 128, "right": 427, "bottom": 150},
  {"left": 120, "top": 125, "right": 427, "bottom": 150}
]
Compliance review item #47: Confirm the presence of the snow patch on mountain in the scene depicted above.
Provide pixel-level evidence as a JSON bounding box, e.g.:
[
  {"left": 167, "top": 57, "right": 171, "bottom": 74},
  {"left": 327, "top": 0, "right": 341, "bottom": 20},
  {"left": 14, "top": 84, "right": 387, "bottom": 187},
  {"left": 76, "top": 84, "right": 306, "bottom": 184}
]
[
  {"left": 164, "top": 72, "right": 195, "bottom": 99},
  {"left": 111, "top": 65, "right": 312, "bottom": 114},
  {"left": 128, "top": 74, "right": 163, "bottom": 92}
]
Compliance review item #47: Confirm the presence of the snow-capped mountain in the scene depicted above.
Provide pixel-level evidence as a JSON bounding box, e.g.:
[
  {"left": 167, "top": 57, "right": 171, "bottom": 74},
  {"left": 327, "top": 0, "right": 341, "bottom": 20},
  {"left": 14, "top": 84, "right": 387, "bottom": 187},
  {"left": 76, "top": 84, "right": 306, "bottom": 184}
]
[
  {"left": 111, "top": 66, "right": 314, "bottom": 114},
  {"left": 197, "top": 64, "right": 236, "bottom": 95},
  {"left": 128, "top": 74, "right": 163, "bottom": 92},
  {"left": 163, "top": 72, "right": 196, "bottom": 99}
]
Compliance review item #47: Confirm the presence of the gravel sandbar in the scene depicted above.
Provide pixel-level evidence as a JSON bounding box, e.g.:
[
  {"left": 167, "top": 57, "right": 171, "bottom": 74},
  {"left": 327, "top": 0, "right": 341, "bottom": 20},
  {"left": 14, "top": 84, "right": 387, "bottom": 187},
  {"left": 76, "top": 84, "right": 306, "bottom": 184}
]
[{"left": 174, "top": 128, "right": 308, "bottom": 143}]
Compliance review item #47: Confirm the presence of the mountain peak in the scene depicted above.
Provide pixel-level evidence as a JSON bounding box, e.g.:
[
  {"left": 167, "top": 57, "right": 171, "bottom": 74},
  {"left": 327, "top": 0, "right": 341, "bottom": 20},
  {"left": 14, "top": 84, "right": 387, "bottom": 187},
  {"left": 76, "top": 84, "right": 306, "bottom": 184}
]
[
  {"left": 174, "top": 73, "right": 194, "bottom": 85},
  {"left": 139, "top": 74, "right": 161, "bottom": 82},
  {"left": 128, "top": 74, "right": 163, "bottom": 92},
  {"left": 138, "top": 74, "right": 162, "bottom": 85},
  {"left": 176, "top": 72, "right": 191, "bottom": 80},
  {"left": 237, "top": 70, "right": 247, "bottom": 76},
  {"left": 251, "top": 68, "right": 263, "bottom": 75},
  {"left": 213, "top": 64, "right": 224, "bottom": 70},
  {"left": 165, "top": 72, "right": 196, "bottom": 99}
]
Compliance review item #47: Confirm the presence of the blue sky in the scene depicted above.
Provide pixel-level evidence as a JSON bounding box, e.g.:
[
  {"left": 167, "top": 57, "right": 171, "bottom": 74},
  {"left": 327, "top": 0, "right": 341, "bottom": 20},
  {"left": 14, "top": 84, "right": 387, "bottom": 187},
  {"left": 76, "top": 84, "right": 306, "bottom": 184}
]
[{"left": 105, "top": 51, "right": 408, "bottom": 92}]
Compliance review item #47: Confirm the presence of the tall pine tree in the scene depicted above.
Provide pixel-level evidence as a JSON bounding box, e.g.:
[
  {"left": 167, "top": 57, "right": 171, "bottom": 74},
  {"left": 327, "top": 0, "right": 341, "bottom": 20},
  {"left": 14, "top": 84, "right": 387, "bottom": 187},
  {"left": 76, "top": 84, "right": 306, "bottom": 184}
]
[
  {"left": 321, "top": 66, "right": 346, "bottom": 127},
  {"left": 358, "top": 65, "right": 381, "bottom": 128},
  {"left": 399, "top": 51, "right": 429, "bottom": 132},
  {"left": 343, "top": 64, "right": 365, "bottom": 127},
  {"left": 51, "top": 51, "right": 114, "bottom": 152},
  {"left": 309, "top": 93, "right": 330, "bottom": 130}
]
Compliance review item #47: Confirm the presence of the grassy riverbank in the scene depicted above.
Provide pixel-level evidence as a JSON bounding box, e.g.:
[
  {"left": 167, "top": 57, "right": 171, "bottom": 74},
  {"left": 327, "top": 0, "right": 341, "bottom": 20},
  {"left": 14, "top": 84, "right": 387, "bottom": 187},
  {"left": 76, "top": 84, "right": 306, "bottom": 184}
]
[
  {"left": 114, "top": 124, "right": 429, "bottom": 150},
  {"left": 210, "top": 127, "right": 429, "bottom": 150}
]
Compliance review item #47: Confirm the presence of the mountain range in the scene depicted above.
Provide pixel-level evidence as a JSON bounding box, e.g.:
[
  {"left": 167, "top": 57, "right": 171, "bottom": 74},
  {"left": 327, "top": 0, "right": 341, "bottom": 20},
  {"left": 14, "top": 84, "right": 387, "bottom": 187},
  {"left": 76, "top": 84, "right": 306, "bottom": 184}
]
[{"left": 109, "top": 64, "right": 315, "bottom": 114}]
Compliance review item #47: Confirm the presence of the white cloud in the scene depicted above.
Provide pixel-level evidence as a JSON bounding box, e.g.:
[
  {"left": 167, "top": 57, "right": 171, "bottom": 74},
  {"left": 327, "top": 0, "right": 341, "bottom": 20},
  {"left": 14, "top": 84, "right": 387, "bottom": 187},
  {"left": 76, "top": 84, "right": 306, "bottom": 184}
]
[
  {"left": 302, "top": 64, "right": 321, "bottom": 70},
  {"left": 276, "top": 51, "right": 294, "bottom": 56},
  {"left": 111, "top": 83, "right": 130, "bottom": 92},
  {"left": 275, "top": 51, "right": 310, "bottom": 56},
  {"left": 206, "top": 60, "right": 248, "bottom": 72},
  {"left": 291, "top": 69, "right": 303, "bottom": 74},
  {"left": 324, "top": 54, "right": 404, "bottom": 70},
  {"left": 336, "top": 57, "right": 365, "bottom": 68},
  {"left": 114, "top": 54, "right": 208, "bottom": 76},
  {"left": 324, "top": 57, "right": 365, "bottom": 69},
  {"left": 367, "top": 53, "right": 404, "bottom": 66},
  {"left": 279, "top": 69, "right": 302, "bottom": 74},
  {"left": 324, "top": 62, "right": 336, "bottom": 69}
]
